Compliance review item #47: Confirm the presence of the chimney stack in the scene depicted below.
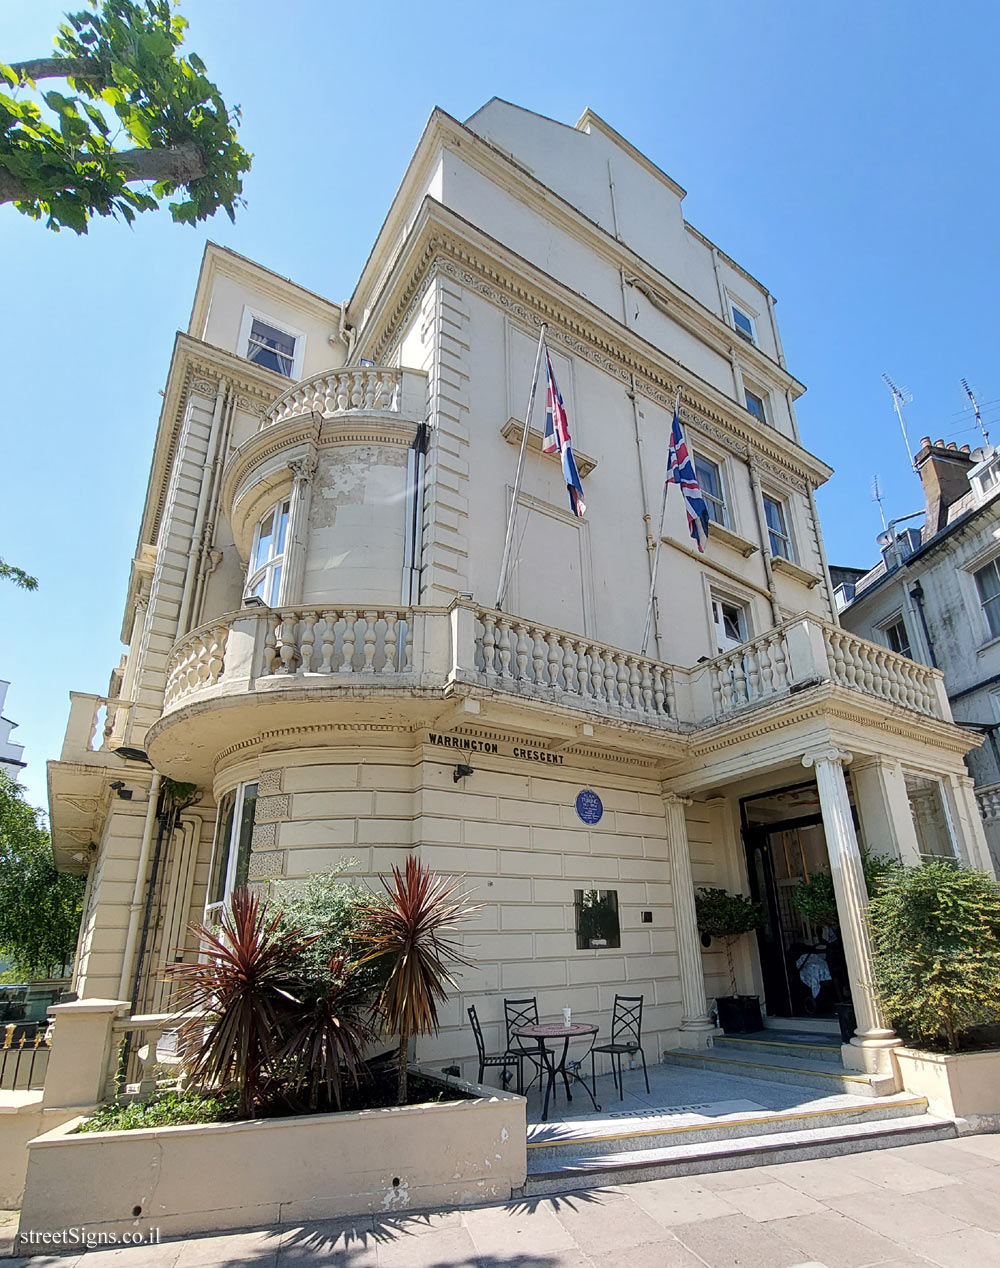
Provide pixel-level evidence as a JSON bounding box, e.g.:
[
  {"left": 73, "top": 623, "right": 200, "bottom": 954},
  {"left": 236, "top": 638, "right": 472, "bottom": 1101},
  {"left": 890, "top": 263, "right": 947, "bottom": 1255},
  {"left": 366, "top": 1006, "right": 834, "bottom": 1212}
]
[{"left": 914, "top": 436, "right": 976, "bottom": 534}]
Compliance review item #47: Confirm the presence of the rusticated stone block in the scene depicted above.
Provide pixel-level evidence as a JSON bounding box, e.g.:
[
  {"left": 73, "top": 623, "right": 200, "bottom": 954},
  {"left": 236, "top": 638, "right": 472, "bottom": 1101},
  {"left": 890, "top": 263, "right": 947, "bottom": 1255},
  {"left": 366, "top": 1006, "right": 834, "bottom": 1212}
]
[
  {"left": 255, "top": 794, "right": 289, "bottom": 823},
  {"left": 258, "top": 769, "right": 282, "bottom": 796},
  {"left": 251, "top": 821, "right": 277, "bottom": 850},
  {"left": 248, "top": 851, "right": 284, "bottom": 879}
]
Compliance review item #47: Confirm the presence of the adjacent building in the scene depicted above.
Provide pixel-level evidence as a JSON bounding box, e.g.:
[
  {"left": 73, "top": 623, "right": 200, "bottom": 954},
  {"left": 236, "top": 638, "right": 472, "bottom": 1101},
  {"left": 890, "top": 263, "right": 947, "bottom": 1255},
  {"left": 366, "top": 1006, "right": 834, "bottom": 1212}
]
[
  {"left": 47, "top": 101, "right": 993, "bottom": 1084},
  {"left": 0, "top": 681, "right": 25, "bottom": 771},
  {"left": 838, "top": 435, "right": 1000, "bottom": 870}
]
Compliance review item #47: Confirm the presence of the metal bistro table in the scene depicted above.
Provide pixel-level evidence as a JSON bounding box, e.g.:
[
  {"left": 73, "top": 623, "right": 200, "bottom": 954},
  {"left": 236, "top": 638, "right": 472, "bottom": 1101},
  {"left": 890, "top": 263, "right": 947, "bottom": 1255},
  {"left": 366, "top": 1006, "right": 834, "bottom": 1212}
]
[{"left": 513, "top": 1021, "right": 602, "bottom": 1122}]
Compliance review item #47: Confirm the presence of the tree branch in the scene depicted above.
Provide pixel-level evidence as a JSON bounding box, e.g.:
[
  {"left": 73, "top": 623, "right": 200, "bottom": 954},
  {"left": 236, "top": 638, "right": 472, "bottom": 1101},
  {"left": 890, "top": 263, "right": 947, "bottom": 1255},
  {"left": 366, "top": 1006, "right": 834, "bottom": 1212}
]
[
  {"left": 8, "top": 56, "right": 101, "bottom": 83},
  {"left": 0, "top": 140, "right": 208, "bottom": 206}
]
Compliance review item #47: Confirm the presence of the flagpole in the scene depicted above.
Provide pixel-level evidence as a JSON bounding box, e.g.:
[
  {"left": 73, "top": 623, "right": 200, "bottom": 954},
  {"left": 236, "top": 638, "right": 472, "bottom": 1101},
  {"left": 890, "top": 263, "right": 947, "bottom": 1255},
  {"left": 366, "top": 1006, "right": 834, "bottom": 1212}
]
[
  {"left": 641, "top": 388, "right": 682, "bottom": 656},
  {"left": 495, "top": 323, "right": 548, "bottom": 611}
]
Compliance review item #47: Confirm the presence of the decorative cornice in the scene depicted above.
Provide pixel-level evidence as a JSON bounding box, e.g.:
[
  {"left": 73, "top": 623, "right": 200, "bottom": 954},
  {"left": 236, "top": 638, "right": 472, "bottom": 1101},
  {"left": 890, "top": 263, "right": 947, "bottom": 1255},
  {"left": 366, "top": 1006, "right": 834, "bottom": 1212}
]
[
  {"left": 217, "top": 722, "right": 413, "bottom": 767},
  {"left": 364, "top": 220, "right": 828, "bottom": 492}
]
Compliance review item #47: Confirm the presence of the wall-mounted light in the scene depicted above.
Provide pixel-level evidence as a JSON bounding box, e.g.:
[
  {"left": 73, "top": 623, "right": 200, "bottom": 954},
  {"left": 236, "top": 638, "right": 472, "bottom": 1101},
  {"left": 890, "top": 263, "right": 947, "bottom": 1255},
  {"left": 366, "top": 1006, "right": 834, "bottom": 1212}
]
[
  {"left": 113, "top": 746, "right": 151, "bottom": 764},
  {"left": 109, "top": 780, "right": 134, "bottom": 800},
  {"left": 453, "top": 763, "right": 474, "bottom": 783}
]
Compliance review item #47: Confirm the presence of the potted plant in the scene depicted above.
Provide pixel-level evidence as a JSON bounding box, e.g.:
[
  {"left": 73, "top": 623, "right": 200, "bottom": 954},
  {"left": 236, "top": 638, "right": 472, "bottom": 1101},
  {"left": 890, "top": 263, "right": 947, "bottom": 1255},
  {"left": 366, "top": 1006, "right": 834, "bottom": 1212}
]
[
  {"left": 870, "top": 859, "right": 1000, "bottom": 1119},
  {"left": 695, "top": 887, "right": 764, "bottom": 1033}
]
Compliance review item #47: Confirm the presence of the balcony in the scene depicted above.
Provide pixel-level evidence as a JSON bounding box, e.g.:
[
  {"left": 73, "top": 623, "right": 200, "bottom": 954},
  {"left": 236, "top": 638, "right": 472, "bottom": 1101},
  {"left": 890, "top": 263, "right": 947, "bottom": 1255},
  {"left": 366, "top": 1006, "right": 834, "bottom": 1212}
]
[
  {"left": 150, "top": 603, "right": 951, "bottom": 774},
  {"left": 264, "top": 366, "right": 426, "bottom": 429}
]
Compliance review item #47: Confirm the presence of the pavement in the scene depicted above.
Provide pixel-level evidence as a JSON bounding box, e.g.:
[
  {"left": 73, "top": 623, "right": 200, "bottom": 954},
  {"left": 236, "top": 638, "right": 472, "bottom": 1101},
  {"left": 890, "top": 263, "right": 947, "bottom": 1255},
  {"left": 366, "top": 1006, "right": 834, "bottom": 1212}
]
[{"left": 6, "top": 1133, "right": 1000, "bottom": 1267}]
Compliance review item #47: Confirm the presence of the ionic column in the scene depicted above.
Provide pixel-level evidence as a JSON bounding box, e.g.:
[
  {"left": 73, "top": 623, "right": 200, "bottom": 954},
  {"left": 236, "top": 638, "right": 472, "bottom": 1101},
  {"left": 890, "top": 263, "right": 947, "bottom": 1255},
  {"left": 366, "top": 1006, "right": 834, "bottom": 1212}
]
[
  {"left": 280, "top": 451, "right": 318, "bottom": 606},
  {"left": 663, "top": 792, "right": 716, "bottom": 1047},
  {"left": 850, "top": 755, "right": 922, "bottom": 867},
  {"left": 803, "top": 746, "right": 899, "bottom": 1073}
]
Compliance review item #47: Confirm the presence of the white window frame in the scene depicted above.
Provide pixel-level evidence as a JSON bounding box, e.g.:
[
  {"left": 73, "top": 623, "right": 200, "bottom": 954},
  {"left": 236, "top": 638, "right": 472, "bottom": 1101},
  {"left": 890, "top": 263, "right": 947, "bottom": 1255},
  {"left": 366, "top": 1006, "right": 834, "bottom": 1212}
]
[
  {"left": 237, "top": 306, "right": 306, "bottom": 380},
  {"left": 743, "top": 383, "right": 769, "bottom": 426},
  {"left": 693, "top": 451, "right": 729, "bottom": 529},
  {"left": 879, "top": 612, "right": 912, "bottom": 659},
  {"left": 904, "top": 772, "right": 958, "bottom": 862},
  {"left": 245, "top": 498, "right": 291, "bottom": 607},
  {"left": 762, "top": 492, "right": 794, "bottom": 561},
  {"left": 973, "top": 557, "right": 1000, "bottom": 641},
  {"left": 205, "top": 781, "right": 259, "bottom": 922},
  {"left": 710, "top": 589, "right": 751, "bottom": 654},
  {"left": 728, "top": 298, "right": 758, "bottom": 346}
]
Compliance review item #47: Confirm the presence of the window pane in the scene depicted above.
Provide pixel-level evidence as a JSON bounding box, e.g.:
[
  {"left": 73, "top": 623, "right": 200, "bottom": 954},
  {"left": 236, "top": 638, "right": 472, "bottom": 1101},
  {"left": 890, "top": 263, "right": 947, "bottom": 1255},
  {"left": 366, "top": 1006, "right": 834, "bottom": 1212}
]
[
  {"left": 976, "top": 562, "right": 1000, "bottom": 602},
  {"left": 732, "top": 308, "right": 754, "bottom": 341},
  {"left": 254, "top": 510, "right": 275, "bottom": 571},
  {"left": 694, "top": 456, "right": 719, "bottom": 499},
  {"left": 769, "top": 532, "right": 790, "bottom": 559},
  {"left": 232, "top": 783, "right": 258, "bottom": 892},
  {"left": 274, "top": 501, "right": 290, "bottom": 557},
  {"left": 985, "top": 593, "right": 1000, "bottom": 638},
  {"left": 248, "top": 319, "right": 296, "bottom": 377},
  {"left": 745, "top": 391, "right": 765, "bottom": 421},
  {"left": 207, "top": 791, "right": 236, "bottom": 908},
  {"left": 907, "top": 779, "right": 956, "bottom": 860},
  {"left": 722, "top": 604, "right": 743, "bottom": 642},
  {"left": 267, "top": 563, "right": 282, "bottom": 607},
  {"left": 763, "top": 497, "right": 785, "bottom": 535},
  {"left": 885, "top": 619, "right": 911, "bottom": 658}
]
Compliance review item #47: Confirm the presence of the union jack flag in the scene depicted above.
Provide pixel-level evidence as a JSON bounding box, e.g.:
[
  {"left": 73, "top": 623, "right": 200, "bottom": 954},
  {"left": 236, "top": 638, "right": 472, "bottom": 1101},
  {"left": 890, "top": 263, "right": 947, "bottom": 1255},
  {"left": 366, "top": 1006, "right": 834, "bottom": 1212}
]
[
  {"left": 541, "top": 349, "right": 586, "bottom": 517},
  {"left": 666, "top": 406, "right": 710, "bottom": 552}
]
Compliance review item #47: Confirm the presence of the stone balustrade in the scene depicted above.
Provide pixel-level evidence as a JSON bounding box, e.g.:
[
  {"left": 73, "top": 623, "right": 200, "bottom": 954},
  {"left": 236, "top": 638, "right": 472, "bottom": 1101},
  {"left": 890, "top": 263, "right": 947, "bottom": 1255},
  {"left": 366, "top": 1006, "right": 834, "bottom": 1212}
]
[
  {"left": 473, "top": 605, "right": 676, "bottom": 724},
  {"left": 163, "top": 623, "right": 230, "bottom": 708},
  {"left": 976, "top": 782, "right": 1000, "bottom": 821},
  {"left": 267, "top": 366, "right": 401, "bottom": 427},
  {"left": 59, "top": 692, "right": 134, "bottom": 760},
  {"left": 263, "top": 607, "right": 414, "bottom": 676},
  {"left": 106, "top": 1012, "right": 197, "bottom": 1103},
  {"left": 822, "top": 625, "right": 941, "bottom": 717},
  {"left": 159, "top": 604, "right": 951, "bottom": 730}
]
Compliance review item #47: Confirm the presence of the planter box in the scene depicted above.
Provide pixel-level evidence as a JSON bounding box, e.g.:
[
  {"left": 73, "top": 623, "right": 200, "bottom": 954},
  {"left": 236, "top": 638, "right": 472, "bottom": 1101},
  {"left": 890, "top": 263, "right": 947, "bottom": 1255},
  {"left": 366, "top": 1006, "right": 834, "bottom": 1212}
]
[
  {"left": 715, "top": 996, "right": 763, "bottom": 1035},
  {"left": 895, "top": 1046, "right": 1000, "bottom": 1124},
  {"left": 19, "top": 1074, "right": 526, "bottom": 1241}
]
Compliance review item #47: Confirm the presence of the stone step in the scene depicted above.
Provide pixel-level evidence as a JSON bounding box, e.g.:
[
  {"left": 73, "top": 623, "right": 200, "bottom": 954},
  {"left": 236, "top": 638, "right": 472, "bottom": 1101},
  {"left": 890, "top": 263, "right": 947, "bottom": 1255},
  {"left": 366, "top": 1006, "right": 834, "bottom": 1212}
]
[
  {"left": 521, "top": 1113, "right": 956, "bottom": 1197},
  {"left": 526, "top": 1093, "right": 930, "bottom": 1165},
  {"left": 712, "top": 1033, "right": 843, "bottom": 1065},
  {"left": 661, "top": 1048, "right": 899, "bottom": 1097}
]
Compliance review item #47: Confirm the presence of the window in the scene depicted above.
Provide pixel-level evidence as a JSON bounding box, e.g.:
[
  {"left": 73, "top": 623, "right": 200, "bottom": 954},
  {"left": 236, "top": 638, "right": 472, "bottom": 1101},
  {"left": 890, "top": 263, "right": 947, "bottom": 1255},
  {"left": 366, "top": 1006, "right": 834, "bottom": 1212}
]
[
  {"left": 694, "top": 454, "right": 728, "bottom": 527},
  {"left": 974, "top": 559, "right": 1000, "bottom": 639},
  {"left": 905, "top": 775, "right": 956, "bottom": 861},
  {"left": 246, "top": 499, "right": 290, "bottom": 606},
  {"left": 246, "top": 318, "right": 296, "bottom": 377},
  {"left": 575, "top": 889, "right": 621, "bottom": 949},
  {"left": 881, "top": 616, "right": 912, "bottom": 659},
  {"left": 744, "top": 388, "right": 767, "bottom": 423},
  {"left": 205, "top": 782, "right": 259, "bottom": 921},
  {"left": 763, "top": 494, "right": 792, "bottom": 560},
  {"left": 731, "top": 303, "right": 757, "bottom": 345},
  {"left": 712, "top": 595, "right": 748, "bottom": 653}
]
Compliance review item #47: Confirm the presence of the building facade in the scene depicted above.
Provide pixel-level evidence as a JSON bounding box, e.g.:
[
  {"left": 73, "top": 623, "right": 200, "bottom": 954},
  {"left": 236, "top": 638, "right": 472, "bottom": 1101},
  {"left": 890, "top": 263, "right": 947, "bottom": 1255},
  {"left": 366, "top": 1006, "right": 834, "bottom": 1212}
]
[
  {"left": 838, "top": 436, "right": 1000, "bottom": 871},
  {"left": 0, "top": 681, "right": 25, "bottom": 771},
  {"left": 48, "top": 101, "right": 992, "bottom": 1083}
]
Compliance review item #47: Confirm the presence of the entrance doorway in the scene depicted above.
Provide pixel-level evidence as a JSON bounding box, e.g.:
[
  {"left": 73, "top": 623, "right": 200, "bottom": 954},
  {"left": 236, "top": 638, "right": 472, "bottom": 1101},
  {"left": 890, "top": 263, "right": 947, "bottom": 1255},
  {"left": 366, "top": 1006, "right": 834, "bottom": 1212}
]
[{"left": 741, "top": 784, "right": 850, "bottom": 1020}]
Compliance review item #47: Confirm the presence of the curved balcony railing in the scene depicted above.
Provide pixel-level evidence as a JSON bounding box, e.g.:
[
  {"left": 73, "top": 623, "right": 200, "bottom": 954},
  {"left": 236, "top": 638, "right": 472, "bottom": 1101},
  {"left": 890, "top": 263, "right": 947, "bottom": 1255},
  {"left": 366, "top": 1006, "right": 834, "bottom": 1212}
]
[
  {"left": 160, "top": 604, "right": 950, "bottom": 728},
  {"left": 267, "top": 366, "right": 401, "bottom": 427}
]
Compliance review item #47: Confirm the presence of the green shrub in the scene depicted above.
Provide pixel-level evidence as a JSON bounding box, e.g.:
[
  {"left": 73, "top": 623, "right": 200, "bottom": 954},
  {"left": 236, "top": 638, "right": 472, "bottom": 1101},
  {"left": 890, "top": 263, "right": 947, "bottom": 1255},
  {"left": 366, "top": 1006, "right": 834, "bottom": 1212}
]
[
  {"left": 869, "top": 860, "right": 1000, "bottom": 1051},
  {"left": 792, "top": 850, "right": 898, "bottom": 927},
  {"left": 695, "top": 888, "right": 763, "bottom": 996},
  {"left": 76, "top": 1089, "right": 239, "bottom": 1133}
]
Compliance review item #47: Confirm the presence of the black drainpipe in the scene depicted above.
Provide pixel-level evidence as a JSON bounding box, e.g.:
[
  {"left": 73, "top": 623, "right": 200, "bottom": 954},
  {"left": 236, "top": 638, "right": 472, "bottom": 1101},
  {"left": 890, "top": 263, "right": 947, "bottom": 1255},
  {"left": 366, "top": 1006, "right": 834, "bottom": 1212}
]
[{"left": 909, "top": 581, "right": 937, "bottom": 668}]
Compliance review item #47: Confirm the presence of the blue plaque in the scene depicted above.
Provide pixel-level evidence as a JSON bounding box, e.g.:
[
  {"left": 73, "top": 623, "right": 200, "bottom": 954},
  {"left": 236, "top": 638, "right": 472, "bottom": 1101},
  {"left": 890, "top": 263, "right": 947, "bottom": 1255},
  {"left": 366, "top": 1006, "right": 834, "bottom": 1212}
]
[{"left": 576, "top": 789, "right": 603, "bottom": 824}]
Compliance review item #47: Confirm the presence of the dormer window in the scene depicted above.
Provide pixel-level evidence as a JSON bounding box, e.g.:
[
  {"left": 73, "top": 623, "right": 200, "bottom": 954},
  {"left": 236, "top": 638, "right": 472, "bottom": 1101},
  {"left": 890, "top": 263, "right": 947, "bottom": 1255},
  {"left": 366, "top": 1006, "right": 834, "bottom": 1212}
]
[{"left": 246, "top": 499, "right": 290, "bottom": 606}]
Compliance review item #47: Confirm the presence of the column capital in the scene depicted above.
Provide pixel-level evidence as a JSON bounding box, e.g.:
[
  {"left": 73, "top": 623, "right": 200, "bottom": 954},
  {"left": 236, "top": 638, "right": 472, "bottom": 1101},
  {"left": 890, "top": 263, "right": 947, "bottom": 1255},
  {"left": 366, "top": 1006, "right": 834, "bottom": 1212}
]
[
  {"left": 662, "top": 791, "right": 693, "bottom": 809},
  {"left": 289, "top": 452, "right": 318, "bottom": 486},
  {"left": 802, "top": 744, "right": 853, "bottom": 771}
]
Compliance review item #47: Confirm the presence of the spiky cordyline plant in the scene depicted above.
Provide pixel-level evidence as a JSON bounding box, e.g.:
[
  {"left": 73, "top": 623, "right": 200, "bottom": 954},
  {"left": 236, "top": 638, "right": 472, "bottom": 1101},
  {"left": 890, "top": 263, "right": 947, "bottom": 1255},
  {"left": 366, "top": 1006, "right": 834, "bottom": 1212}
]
[
  {"left": 167, "top": 889, "right": 311, "bottom": 1119},
  {"left": 357, "top": 857, "right": 479, "bottom": 1104},
  {"left": 277, "top": 954, "right": 375, "bottom": 1111}
]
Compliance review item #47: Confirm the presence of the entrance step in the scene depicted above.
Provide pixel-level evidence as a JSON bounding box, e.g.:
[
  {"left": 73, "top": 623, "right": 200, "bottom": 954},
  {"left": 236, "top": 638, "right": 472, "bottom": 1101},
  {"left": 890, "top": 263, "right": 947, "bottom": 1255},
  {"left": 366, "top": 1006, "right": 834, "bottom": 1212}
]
[
  {"left": 521, "top": 1108, "right": 955, "bottom": 1197},
  {"left": 713, "top": 1030, "right": 843, "bottom": 1066},
  {"left": 661, "top": 1047, "right": 899, "bottom": 1097},
  {"left": 526, "top": 1092, "right": 930, "bottom": 1165},
  {"left": 763, "top": 1015, "right": 839, "bottom": 1036}
]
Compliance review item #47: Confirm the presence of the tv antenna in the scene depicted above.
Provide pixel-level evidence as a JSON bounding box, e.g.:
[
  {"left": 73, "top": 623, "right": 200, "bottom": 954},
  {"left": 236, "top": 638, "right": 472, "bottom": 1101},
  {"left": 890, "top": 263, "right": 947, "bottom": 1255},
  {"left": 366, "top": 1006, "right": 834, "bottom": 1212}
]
[
  {"left": 871, "top": 474, "right": 887, "bottom": 531},
  {"left": 882, "top": 374, "right": 916, "bottom": 472},
  {"left": 961, "top": 378, "right": 990, "bottom": 445}
]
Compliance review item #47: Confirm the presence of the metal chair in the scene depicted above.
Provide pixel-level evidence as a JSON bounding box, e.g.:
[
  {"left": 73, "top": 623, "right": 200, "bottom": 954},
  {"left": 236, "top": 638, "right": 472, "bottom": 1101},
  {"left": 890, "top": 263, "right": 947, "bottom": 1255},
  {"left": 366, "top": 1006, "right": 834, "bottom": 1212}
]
[
  {"left": 591, "top": 994, "right": 649, "bottom": 1101},
  {"left": 467, "top": 1005, "right": 524, "bottom": 1093},
  {"left": 504, "top": 996, "right": 545, "bottom": 1092}
]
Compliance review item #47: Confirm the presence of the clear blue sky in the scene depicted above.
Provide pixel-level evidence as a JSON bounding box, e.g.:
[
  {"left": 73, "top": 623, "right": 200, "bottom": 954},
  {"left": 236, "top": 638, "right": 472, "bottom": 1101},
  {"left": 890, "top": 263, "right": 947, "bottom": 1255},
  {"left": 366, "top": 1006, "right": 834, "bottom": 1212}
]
[{"left": 3, "top": 0, "right": 999, "bottom": 812}]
